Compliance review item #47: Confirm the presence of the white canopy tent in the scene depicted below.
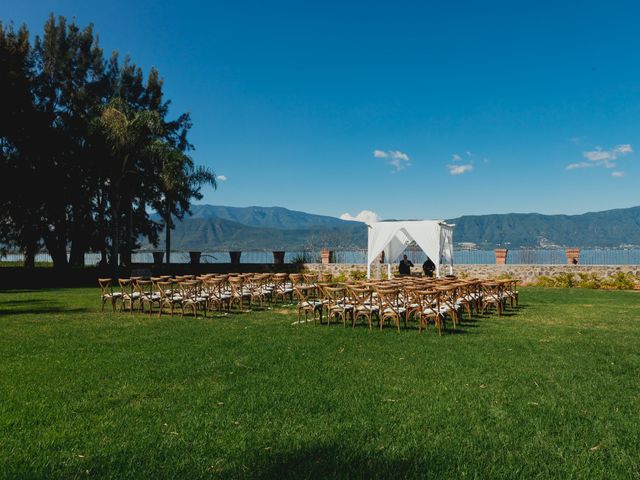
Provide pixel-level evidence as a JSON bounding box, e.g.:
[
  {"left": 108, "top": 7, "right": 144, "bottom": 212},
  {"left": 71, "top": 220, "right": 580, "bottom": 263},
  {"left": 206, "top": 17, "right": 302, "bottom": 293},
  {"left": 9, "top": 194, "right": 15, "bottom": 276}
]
[{"left": 366, "top": 220, "right": 454, "bottom": 279}]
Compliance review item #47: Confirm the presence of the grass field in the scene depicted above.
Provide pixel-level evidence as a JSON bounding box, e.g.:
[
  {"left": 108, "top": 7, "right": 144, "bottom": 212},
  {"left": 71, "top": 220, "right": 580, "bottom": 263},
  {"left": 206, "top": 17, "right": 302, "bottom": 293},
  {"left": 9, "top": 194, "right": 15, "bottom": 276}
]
[{"left": 1, "top": 287, "right": 639, "bottom": 479}]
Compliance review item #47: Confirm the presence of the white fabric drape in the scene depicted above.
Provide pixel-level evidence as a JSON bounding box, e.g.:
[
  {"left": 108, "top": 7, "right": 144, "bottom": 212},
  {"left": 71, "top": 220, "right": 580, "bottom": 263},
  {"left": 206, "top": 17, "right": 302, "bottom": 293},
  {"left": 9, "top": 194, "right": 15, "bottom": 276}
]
[{"left": 366, "top": 220, "right": 454, "bottom": 278}]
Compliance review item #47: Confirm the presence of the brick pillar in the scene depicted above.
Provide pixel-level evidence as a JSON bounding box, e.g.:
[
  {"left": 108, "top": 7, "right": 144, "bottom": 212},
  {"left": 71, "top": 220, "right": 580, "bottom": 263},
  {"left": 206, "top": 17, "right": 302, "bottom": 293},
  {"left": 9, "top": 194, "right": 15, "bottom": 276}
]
[
  {"left": 273, "top": 251, "right": 285, "bottom": 265},
  {"left": 229, "top": 251, "right": 241, "bottom": 265},
  {"left": 320, "top": 249, "right": 333, "bottom": 264},
  {"left": 566, "top": 248, "right": 580, "bottom": 265},
  {"left": 495, "top": 248, "right": 508, "bottom": 265}
]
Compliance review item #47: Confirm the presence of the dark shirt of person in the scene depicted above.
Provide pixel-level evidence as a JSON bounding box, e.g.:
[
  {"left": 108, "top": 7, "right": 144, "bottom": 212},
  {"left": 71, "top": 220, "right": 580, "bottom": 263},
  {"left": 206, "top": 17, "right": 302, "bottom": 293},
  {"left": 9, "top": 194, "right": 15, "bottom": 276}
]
[
  {"left": 399, "top": 256, "right": 414, "bottom": 275},
  {"left": 423, "top": 258, "right": 436, "bottom": 277}
]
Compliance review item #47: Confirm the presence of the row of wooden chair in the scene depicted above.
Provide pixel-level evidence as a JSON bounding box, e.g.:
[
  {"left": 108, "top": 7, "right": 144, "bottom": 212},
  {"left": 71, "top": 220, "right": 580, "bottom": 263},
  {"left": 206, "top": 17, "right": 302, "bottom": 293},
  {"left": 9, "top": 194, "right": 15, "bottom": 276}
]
[
  {"left": 292, "top": 276, "right": 519, "bottom": 334},
  {"left": 98, "top": 273, "right": 299, "bottom": 317},
  {"left": 98, "top": 273, "right": 518, "bottom": 330}
]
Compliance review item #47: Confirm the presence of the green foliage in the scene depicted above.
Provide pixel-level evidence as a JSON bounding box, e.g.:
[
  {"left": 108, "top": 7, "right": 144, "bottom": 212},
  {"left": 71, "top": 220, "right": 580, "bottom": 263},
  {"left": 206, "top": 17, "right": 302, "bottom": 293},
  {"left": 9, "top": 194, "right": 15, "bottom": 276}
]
[
  {"left": 496, "top": 272, "right": 514, "bottom": 280},
  {"left": 349, "top": 269, "right": 367, "bottom": 281},
  {"left": 576, "top": 272, "right": 602, "bottom": 289},
  {"left": 0, "top": 15, "right": 213, "bottom": 270},
  {"left": 332, "top": 272, "right": 347, "bottom": 283},
  {"left": 601, "top": 272, "right": 638, "bottom": 290},
  {"left": 533, "top": 271, "right": 638, "bottom": 290},
  {"left": 533, "top": 275, "right": 556, "bottom": 287}
]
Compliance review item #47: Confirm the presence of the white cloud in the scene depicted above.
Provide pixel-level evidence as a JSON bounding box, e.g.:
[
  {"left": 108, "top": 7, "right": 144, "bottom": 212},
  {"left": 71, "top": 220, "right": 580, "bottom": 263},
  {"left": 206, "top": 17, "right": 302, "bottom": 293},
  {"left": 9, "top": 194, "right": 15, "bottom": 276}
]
[
  {"left": 217, "top": 175, "right": 228, "bottom": 181},
  {"left": 373, "top": 149, "right": 411, "bottom": 172},
  {"left": 615, "top": 144, "right": 633, "bottom": 154},
  {"left": 566, "top": 162, "right": 597, "bottom": 170},
  {"left": 611, "top": 171, "right": 626, "bottom": 177},
  {"left": 567, "top": 143, "right": 633, "bottom": 171},
  {"left": 452, "top": 154, "right": 461, "bottom": 161},
  {"left": 582, "top": 144, "right": 632, "bottom": 163},
  {"left": 447, "top": 164, "right": 473, "bottom": 175},
  {"left": 340, "top": 210, "right": 380, "bottom": 225}
]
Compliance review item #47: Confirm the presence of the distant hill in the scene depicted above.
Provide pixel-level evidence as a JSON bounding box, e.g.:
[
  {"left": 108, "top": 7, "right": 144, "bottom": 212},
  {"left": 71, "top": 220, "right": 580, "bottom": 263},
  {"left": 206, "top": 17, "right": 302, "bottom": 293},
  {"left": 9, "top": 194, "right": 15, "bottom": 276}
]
[
  {"left": 145, "top": 205, "right": 640, "bottom": 251},
  {"left": 186, "top": 205, "right": 347, "bottom": 229},
  {"left": 451, "top": 207, "right": 640, "bottom": 248}
]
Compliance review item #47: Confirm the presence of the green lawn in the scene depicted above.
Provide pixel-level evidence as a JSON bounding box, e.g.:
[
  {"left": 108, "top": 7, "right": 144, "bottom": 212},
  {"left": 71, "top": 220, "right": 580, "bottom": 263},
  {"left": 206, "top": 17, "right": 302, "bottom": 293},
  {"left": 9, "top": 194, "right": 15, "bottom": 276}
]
[{"left": 1, "top": 288, "right": 639, "bottom": 479}]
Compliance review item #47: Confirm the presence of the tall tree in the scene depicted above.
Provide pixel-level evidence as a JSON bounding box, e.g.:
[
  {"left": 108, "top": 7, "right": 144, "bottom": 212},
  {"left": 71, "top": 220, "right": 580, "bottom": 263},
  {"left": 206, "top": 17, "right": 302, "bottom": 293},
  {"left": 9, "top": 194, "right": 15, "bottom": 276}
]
[
  {"left": 0, "top": 22, "right": 45, "bottom": 267},
  {"left": 151, "top": 142, "right": 216, "bottom": 263},
  {"left": 93, "top": 98, "right": 163, "bottom": 275}
]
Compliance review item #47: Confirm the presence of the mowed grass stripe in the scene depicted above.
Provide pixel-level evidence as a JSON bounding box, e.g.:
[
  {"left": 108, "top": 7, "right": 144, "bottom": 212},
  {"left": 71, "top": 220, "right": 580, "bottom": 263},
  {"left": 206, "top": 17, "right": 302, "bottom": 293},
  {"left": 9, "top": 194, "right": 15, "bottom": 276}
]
[{"left": 0, "top": 287, "right": 639, "bottom": 478}]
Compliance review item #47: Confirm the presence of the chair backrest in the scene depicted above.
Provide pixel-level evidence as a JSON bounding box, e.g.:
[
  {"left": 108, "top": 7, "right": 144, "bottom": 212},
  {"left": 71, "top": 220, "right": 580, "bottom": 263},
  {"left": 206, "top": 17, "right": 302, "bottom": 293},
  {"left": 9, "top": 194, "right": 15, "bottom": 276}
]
[
  {"left": 136, "top": 279, "right": 153, "bottom": 298},
  {"left": 118, "top": 278, "right": 134, "bottom": 296},
  {"left": 228, "top": 276, "right": 245, "bottom": 296},
  {"left": 179, "top": 280, "right": 200, "bottom": 299},
  {"left": 157, "top": 281, "right": 174, "bottom": 301},
  {"left": 289, "top": 273, "right": 303, "bottom": 286},
  {"left": 303, "top": 273, "right": 318, "bottom": 286},
  {"left": 98, "top": 278, "right": 113, "bottom": 296},
  {"left": 416, "top": 289, "right": 440, "bottom": 316},
  {"left": 323, "top": 286, "right": 346, "bottom": 307},
  {"left": 348, "top": 286, "right": 373, "bottom": 310},
  {"left": 376, "top": 287, "right": 402, "bottom": 315},
  {"left": 293, "top": 285, "right": 311, "bottom": 303},
  {"left": 319, "top": 272, "right": 333, "bottom": 283}
]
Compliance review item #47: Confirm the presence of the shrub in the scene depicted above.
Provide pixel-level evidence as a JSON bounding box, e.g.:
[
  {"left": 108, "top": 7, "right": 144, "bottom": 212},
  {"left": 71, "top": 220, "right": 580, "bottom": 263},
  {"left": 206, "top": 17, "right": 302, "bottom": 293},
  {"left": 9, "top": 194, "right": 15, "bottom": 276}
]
[
  {"left": 601, "top": 272, "right": 637, "bottom": 290},
  {"left": 349, "top": 270, "right": 367, "bottom": 281},
  {"left": 533, "top": 275, "right": 556, "bottom": 287},
  {"left": 333, "top": 272, "right": 347, "bottom": 283},
  {"left": 533, "top": 271, "right": 638, "bottom": 290},
  {"left": 553, "top": 272, "right": 576, "bottom": 288},
  {"left": 576, "top": 272, "right": 602, "bottom": 289}
]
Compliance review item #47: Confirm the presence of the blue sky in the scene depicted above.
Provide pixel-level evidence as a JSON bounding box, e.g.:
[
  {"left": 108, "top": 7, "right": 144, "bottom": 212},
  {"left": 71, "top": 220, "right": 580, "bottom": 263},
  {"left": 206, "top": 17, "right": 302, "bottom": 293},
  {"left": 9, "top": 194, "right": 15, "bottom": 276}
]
[{"left": 4, "top": 1, "right": 640, "bottom": 220}]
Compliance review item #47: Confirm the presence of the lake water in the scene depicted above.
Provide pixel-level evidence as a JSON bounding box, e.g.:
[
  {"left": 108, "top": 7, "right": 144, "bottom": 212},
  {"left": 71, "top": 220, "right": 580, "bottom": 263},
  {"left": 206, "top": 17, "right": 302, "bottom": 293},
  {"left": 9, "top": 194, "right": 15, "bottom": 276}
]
[{"left": 3, "top": 249, "right": 640, "bottom": 265}]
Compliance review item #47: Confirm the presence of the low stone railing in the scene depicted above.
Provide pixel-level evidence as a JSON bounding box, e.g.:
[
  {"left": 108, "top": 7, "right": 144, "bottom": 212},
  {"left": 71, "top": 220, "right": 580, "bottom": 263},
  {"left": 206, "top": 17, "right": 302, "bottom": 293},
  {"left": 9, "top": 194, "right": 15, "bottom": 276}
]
[{"left": 300, "top": 263, "right": 640, "bottom": 284}]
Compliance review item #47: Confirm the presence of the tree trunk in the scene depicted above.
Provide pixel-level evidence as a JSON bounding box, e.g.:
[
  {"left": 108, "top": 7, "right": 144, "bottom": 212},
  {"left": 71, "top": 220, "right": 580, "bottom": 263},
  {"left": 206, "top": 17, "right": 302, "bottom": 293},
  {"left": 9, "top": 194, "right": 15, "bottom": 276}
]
[
  {"left": 110, "top": 189, "right": 120, "bottom": 278},
  {"left": 119, "top": 192, "right": 133, "bottom": 267},
  {"left": 23, "top": 240, "right": 36, "bottom": 269},
  {"left": 43, "top": 230, "right": 68, "bottom": 269},
  {"left": 69, "top": 233, "right": 86, "bottom": 267},
  {"left": 164, "top": 200, "right": 172, "bottom": 264}
]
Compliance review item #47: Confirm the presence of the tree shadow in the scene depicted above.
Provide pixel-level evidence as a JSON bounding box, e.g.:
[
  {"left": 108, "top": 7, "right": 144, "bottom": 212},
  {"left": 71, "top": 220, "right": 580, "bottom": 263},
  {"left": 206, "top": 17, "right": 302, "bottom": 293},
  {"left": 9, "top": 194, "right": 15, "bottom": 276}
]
[
  {"left": 0, "top": 298, "right": 89, "bottom": 316},
  {"left": 223, "top": 441, "right": 455, "bottom": 479}
]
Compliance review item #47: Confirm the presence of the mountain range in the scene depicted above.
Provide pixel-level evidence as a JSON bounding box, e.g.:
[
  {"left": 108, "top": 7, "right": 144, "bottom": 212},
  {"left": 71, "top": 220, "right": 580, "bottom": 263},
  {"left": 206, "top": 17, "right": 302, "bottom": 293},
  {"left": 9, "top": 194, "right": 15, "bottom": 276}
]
[{"left": 147, "top": 205, "right": 640, "bottom": 251}]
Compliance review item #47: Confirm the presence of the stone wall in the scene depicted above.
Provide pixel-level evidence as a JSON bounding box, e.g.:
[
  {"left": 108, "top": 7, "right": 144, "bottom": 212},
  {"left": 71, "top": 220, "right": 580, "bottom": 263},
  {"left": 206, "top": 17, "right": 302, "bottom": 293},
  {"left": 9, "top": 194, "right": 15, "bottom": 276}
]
[{"left": 301, "top": 263, "right": 640, "bottom": 284}]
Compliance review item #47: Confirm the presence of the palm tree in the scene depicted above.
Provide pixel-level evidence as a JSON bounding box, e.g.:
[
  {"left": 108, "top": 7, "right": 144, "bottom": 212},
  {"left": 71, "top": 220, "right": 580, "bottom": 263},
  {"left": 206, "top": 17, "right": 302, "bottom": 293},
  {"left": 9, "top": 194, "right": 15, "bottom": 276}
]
[
  {"left": 153, "top": 141, "right": 216, "bottom": 263},
  {"left": 94, "top": 98, "right": 162, "bottom": 275}
]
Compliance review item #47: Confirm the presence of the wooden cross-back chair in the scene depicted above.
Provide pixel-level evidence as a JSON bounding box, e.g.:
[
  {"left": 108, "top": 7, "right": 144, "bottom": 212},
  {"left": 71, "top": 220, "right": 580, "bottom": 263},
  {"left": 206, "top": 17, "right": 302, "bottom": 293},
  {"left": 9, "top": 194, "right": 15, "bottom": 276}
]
[
  {"left": 375, "top": 287, "right": 405, "bottom": 332},
  {"left": 348, "top": 286, "right": 378, "bottom": 331},
  {"left": 119, "top": 278, "right": 140, "bottom": 312},
  {"left": 98, "top": 278, "right": 122, "bottom": 311},
  {"left": 415, "top": 289, "right": 443, "bottom": 335},
  {"left": 157, "top": 281, "right": 182, "bottom": 317},
  {"left": 322, "top": 286, "right": 353, "bottom": 327},
  {"left": 178, "top": 280, "right": 208, "bottom": 317},
  {"left": 293, "top": 285, "right": 324, "bottom": 325},
  {"left": 481, "top": 281, "right": 504, "bottom": 316},
  {"left": 228, "top": 276, "right": 251, "bottom": 310}
]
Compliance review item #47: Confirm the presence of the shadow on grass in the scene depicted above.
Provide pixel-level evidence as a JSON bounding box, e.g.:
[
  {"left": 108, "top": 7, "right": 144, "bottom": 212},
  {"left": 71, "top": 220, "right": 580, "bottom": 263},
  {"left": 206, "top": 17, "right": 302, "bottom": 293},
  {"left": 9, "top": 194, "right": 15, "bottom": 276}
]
[
  {"left": 227, "top": 442, "right": 452, "bottom": 479},
  {"left": 0, "top": 298, "right": 89, "bottom": 316}
]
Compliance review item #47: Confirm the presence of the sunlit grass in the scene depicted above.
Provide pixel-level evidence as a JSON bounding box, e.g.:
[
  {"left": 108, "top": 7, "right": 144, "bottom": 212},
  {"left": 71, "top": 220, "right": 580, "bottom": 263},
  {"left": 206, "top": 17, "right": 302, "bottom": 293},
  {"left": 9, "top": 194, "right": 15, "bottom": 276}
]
[{"left": 0, "top": 287, "right": 639, "bottom": 478}]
